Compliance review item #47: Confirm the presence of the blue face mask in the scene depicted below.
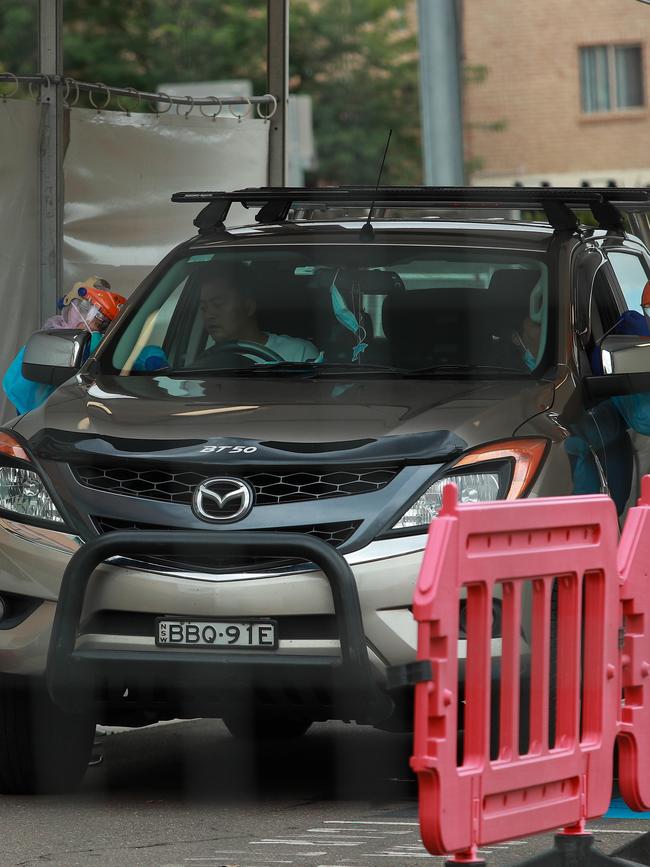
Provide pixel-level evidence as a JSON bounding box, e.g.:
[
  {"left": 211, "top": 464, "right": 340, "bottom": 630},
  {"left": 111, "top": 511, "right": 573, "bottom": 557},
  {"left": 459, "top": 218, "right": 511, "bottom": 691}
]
[
  {"left": 330, "top": 276, "right": 368, "bottom": 361},
  {"left": 523, "top": 349, "right": 536, "bottom": 371},
  {"left": 330, "top": 282, "right": 360, "bottom": 333}
]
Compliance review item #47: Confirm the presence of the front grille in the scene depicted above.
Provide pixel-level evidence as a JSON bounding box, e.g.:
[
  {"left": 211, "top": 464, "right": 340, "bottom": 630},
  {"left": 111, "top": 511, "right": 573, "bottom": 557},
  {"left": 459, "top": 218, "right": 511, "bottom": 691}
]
[
  {"left": 74, "top": 463, "right": 398, "bottom": 505},
  {"left": 91, "top": 516, "right": 360, "bottom": 573}
]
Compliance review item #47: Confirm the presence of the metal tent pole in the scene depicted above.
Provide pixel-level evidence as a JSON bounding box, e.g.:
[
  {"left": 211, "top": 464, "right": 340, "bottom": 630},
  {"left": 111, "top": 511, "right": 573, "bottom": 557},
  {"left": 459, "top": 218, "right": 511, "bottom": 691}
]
[
  {"left": 267, "top": 0, "right": 289, "bottom": 187},
  {"left": 38, "top": 0, "right": 64, "bottom": 319}
]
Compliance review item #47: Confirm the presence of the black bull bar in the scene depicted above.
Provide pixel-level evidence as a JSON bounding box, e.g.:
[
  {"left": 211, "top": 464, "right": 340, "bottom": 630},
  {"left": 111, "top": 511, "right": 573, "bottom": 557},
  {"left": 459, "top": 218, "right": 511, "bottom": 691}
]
[{"left": 46, "top": 531, "right": 393, "bottom": 721}]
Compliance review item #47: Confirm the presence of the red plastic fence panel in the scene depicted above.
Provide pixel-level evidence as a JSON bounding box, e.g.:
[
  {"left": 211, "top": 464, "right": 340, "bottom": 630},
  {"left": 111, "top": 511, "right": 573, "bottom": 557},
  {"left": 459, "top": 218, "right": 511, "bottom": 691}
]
[
  {"left": 411, "top": 485, "right": 621, "bottom": 858},
  {"left": 617, "top": 475, "right": 650, "bottom": 813}
]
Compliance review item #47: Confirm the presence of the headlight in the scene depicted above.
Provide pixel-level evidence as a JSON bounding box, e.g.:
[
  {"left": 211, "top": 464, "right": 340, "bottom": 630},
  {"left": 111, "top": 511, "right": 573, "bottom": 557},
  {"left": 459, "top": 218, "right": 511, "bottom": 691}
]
[
  {"left": 0, "top": 467, "right": 64, "bottom": 523},
  {"left": 0, "top": 432, "right": 64, "bottom": 525},
  {"left": 393, "top": 469, "right": 502, "bottom": 530},
  {"left": 391, "top": 438, "right": 548, "bottom": 533}
]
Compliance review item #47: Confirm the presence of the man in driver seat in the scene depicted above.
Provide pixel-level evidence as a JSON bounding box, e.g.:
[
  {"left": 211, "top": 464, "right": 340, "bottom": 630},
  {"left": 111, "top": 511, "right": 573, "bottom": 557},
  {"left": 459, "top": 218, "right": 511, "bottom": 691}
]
[{"left": 197, "top": 263, "right": 319, "bottom": 363}]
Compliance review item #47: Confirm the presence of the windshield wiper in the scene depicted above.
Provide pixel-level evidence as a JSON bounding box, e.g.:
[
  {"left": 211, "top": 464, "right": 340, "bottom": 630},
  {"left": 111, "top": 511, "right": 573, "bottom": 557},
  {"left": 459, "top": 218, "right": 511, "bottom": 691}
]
[
  {"left": 405, "top": 363, "right": 530, "bottom": 377},
  {"left": 165, "top": 361, "right": 405, "bottom": 377},
  {"left": 262, "top": 361, "right": 404, "bottom": 375}
]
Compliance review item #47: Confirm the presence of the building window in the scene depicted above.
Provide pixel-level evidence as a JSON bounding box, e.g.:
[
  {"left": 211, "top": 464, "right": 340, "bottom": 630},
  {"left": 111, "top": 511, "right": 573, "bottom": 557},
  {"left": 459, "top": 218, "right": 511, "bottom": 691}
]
[{"left": 580, "top": 45, "right": 644, "bottom": 113}]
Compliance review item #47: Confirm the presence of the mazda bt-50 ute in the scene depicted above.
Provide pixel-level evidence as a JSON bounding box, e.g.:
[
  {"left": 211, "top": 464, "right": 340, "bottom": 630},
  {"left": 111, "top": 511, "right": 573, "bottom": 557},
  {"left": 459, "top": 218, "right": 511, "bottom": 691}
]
[{"left": 3, "top": 186, "right": 650, "bottom": 793}]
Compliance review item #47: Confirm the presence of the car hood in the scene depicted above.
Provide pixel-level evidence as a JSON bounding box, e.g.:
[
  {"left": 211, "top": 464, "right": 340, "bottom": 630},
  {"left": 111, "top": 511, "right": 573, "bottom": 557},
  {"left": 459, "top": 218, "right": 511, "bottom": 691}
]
[{"left": 16, "top": 373, "right": 555, "bottom": 464}]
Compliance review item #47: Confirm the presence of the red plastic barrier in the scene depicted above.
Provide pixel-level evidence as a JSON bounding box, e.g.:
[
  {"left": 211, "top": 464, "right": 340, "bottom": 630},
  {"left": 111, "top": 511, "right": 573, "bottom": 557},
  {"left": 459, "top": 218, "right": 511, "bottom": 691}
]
[
  {"left": 411, "top": 485, "right": 622, "bottom": 860},
  {"left": 617, "top": 475, "right": 650, "bottom": 813}
]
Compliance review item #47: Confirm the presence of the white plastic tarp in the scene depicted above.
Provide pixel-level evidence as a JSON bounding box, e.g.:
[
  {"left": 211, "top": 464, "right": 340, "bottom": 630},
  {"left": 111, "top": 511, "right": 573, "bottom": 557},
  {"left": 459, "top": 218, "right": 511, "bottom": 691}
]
[
  {"left": 0, "top": 102, "right": 269, "bottom": 420},
  {"left": 0, "top": 100, "right": 42, "bottom": 422},
  {"left": 64, "top": 107, "right": 269, "bottom": 295}
]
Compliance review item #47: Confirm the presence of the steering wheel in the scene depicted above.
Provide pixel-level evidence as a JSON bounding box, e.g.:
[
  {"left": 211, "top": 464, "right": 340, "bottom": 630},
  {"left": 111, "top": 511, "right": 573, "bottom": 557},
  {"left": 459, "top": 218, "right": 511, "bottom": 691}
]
[{"left": 191, "top": 340, "right": 284, "bottom": 368}]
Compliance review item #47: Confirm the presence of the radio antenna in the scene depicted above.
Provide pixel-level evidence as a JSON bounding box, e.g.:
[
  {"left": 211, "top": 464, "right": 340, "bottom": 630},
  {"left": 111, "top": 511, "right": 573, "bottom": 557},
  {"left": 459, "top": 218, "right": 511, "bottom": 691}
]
[{"left": 360, "top": 128, "right": 393, "bottom": 241}]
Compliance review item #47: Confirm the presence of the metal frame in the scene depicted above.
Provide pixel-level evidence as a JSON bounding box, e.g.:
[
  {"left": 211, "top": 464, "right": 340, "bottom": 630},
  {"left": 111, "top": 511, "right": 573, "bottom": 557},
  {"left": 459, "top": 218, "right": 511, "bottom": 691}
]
[
  {"left": 172, "top": 185, "right": 650, "bottom": 233},
  {"left": 267, "top": 0, "right": 289, "bottom": 186},
  {"left": 38, "top": 0, "right": 63, "bottom": 323},
  {"left": 417, "top": 0, "right": 464, "bottom": 185},
  {"left": 0, "top": 74, "right": 278, "bottom": 112},
  {"left": 27, "top": 0, "right": 290, "bottom": 316},
  {"left": 46, "top": 529, "right": 391, "bottom": 722}
]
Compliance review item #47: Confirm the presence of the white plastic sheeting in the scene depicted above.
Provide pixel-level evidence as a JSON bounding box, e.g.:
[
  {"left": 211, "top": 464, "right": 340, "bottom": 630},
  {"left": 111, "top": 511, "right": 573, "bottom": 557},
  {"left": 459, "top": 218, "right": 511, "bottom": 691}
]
[
  {"left": 64, "top": 107, "right": 269, "bottom": 295},
  {"left": 0, "top": 102, "right": 269, "bottom": 420},
  {"left": 0, "top": 100, "right": 42, "bottom": 422}
]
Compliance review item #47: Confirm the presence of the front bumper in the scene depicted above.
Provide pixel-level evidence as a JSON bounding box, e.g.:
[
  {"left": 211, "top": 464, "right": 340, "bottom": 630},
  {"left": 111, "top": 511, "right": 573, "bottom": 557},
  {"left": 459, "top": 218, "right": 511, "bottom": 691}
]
[
  {"left": 0, "top": 518, "right": 431, "bottom": 721},
  {"left": 43, "top": 529, "right": 408, "bottom": 722}
]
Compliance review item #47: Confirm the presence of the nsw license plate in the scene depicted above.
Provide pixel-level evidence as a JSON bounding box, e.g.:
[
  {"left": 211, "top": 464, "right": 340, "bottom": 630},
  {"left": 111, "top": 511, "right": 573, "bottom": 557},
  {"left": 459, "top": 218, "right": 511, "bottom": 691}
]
[{"left": 155, "top": 618, "right": 277, "bottom": 649}]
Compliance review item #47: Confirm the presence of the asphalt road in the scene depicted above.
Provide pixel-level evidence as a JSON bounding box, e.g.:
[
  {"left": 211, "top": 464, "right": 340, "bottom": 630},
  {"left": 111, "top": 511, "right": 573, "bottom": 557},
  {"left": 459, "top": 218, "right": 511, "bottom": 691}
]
[{"left": 1, "top": 720, "right": 649, "bottom": 867}]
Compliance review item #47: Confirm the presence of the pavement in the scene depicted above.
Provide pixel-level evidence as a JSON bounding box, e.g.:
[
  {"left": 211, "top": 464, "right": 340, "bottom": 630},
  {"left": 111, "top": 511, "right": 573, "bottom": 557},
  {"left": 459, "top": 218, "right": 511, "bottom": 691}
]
[{"left": 1, "top": 719, "right": 649, "bottom": 867}]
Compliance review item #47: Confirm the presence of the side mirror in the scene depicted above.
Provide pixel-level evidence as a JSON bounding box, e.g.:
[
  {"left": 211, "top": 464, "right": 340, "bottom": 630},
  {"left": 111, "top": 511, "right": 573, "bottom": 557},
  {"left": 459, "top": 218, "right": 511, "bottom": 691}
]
[
  {"left": 600, "top": 334, "right": 650, "bottom": 375},
  {"left": 22, "top": 329, "right": 90, "bottom": 386}
]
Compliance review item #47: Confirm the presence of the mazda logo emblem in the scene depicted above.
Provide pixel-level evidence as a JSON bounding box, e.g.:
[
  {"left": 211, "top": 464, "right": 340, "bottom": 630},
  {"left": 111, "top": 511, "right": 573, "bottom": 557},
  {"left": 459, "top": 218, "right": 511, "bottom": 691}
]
[{"left": 192, "top": 477, "right": 254, "bottom": 523}]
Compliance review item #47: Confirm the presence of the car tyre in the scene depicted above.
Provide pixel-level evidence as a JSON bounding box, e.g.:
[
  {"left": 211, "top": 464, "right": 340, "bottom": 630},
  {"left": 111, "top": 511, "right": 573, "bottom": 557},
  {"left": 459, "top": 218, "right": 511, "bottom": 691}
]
[
  {"left": 0, "top": 674, "right": 95, "bottom": 794},
  {"left": 223, "top": 710, "right": 312, "bottom": 741}
]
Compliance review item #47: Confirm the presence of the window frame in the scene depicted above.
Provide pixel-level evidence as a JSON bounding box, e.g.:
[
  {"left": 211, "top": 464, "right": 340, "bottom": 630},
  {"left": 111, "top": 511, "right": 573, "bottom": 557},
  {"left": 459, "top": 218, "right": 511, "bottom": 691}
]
[{"left": 579, "top": 42, "right": 645, "bottom": 115}]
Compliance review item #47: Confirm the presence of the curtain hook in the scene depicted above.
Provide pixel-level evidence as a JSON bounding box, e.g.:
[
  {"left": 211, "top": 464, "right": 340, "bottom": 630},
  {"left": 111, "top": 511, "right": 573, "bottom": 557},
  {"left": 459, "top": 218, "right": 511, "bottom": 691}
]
[
  {"left": 256, "top": 94, "right": 278, "bottom": 122},
  {"left": 1, "top": 73, "right": 19, "bottom": 101}
]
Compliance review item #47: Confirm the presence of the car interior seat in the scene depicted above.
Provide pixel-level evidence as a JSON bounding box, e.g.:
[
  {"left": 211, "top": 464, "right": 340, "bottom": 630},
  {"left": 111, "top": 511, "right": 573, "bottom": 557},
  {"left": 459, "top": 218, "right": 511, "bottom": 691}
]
[
  {"left": 307, "top": 268, "right": 405, "bottom": 363},
  {"left": 483, "top": 268, "right": 543, "bottom": 369},
  {"left": 381, "top": 268, "right": 543, "bottom": 371},
  {"left": 382, "top": 285, "right": 481, "bottom": 369},
  {"left": 247, "top": 264, "right": 319, "bottom": 345}
]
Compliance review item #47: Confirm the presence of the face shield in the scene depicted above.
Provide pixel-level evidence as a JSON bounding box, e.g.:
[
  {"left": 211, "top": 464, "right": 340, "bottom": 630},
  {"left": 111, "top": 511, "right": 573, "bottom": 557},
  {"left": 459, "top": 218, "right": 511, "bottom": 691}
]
[
  {"left": 66, "top": 297, "right": 110, "bottom": 331},
  {"left": 57, "top": 281, "right": 126, "bottom": 332}
]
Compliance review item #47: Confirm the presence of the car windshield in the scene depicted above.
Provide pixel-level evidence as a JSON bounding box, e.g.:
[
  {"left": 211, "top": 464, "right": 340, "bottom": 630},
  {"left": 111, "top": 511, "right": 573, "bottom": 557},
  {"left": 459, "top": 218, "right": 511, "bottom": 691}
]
[{"left": 105, "top": 244, "right": 552, "bottom": 377}]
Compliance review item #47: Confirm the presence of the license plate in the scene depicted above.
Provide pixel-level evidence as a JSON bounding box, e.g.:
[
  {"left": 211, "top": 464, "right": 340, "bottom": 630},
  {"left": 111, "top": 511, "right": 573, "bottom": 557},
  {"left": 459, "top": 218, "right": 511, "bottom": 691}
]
[{"left": 155, "top": 617, "right": 277, "bottom": 649}]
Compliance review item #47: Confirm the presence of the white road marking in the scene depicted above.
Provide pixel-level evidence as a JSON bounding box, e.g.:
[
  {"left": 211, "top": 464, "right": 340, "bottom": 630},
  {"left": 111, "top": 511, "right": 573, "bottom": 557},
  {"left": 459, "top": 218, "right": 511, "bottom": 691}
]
[
  {"left": 307, "top": 839, "right": 384, "bottom": 843},
  {"left": 308, "top": 843, "right": 363, "bottom": 847},
  {"left": 306, "top": 830, "right": 386, "bottom": 837},
  {"left": 250, "top": 841, "right": 322, "bottom": 846},
  {"left": 363, "top": 854, "right": 443, "bottom": 860},
  {"left": 325, "top": 820, "right": 419, "bottom": 826},
  {"left": 589, "top": 828, "right": 647, "bottom": 833},
  {"left": 250, "top": 841, "right": 362, "bottom": 848},
  {"left": 308, "top": 842, "right": 372, "bottom": 846}
]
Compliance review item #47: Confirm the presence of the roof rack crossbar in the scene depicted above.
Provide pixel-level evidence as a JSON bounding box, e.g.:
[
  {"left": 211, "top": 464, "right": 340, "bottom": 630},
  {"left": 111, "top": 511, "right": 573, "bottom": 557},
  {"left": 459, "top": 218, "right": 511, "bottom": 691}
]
[{"left": 171, "top": 186, "right": 650, "bottom": 233}]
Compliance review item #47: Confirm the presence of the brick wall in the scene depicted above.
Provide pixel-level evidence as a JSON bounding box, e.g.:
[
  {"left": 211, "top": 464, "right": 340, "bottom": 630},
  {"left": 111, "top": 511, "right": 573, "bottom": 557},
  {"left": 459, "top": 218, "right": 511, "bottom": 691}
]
[{"left": 463, "top": 0, "right": 650, "bottom": 182}]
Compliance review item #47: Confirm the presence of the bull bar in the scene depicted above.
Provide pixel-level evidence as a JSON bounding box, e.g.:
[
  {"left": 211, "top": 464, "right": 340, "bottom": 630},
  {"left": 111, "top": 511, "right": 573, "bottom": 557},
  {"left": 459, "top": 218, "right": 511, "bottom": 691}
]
[{"left": 46, "top": 530, "right": 393, "bottom": 721}]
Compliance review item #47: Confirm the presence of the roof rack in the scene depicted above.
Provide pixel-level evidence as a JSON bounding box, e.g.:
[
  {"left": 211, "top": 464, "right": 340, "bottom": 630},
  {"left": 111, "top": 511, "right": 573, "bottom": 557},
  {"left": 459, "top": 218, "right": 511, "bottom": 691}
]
[{"left": 171, "top": 185, "right": 650, "bottom": 235}]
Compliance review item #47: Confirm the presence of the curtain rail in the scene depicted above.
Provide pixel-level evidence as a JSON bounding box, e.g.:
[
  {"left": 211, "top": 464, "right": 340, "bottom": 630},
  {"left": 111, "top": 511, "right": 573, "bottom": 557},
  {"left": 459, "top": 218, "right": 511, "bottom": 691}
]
[{"left": 0, "top": 73, "right": 276, "bottom": 114}]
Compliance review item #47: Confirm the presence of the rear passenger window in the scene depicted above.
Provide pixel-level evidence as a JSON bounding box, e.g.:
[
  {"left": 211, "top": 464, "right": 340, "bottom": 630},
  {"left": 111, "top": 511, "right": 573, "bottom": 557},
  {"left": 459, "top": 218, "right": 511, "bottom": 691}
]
[{"left": 608, "top": 252, "right": 649, "bottom": 313}]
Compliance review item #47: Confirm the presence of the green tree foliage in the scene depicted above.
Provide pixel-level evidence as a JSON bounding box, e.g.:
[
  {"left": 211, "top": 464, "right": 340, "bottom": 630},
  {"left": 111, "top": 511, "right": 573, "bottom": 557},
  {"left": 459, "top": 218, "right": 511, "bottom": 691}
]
[
  {"left": 0, "top": 1, "right": 38, "bottom": 74},
  {"left": 290, "top": 1, "right": 421, "bottom": 184},
  {"left": 0, "top": 0, "right": 422, "bottom": 184}
]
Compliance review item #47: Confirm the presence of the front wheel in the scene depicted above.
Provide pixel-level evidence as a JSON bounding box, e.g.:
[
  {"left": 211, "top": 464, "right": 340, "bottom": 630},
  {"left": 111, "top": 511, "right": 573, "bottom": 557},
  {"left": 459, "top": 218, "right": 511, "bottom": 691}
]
[
  {"left": 223, "top": 709, "right": 312, "bottom": 741},
  {"left": 0, "top": 674, "right": 95, "bottom": 794}
]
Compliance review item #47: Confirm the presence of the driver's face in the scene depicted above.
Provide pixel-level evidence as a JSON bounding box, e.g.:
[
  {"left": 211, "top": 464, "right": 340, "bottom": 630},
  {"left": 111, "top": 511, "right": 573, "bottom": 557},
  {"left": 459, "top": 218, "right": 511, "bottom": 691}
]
[{"left": 199, "top": 279, "right": 253, "bottom": 342}]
